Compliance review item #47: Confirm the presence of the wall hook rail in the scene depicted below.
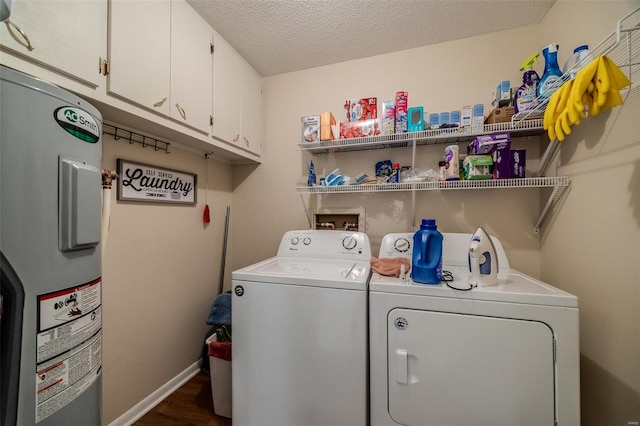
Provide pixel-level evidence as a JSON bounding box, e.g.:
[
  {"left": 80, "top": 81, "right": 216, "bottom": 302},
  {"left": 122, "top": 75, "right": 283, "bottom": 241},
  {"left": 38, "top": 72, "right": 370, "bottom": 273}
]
[{"left": 102, "top": 123, "right": 171, "bottom": 154}]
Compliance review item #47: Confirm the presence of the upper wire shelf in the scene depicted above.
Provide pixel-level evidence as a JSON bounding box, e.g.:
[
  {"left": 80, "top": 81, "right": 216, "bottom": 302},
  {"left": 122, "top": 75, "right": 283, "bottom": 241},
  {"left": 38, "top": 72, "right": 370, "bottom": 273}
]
[{"left": 298, "top": 119, "right": 544, "bottom": 155}]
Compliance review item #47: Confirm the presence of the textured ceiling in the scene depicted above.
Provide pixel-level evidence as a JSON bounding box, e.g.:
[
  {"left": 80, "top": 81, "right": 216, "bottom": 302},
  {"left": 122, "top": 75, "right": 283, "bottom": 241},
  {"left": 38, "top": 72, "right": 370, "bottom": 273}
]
[{"left": 186, "top": 0, "right": 555, "bottom": 77}]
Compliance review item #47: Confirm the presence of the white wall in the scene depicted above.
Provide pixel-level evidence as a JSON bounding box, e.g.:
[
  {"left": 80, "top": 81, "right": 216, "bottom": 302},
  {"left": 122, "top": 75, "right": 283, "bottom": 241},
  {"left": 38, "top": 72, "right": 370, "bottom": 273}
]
[
  {"left": 101, "top": 133, "right": 233, "bottom": 424},
  {"left": 539, "top": 1, "right": 640, "bottom": 424}
]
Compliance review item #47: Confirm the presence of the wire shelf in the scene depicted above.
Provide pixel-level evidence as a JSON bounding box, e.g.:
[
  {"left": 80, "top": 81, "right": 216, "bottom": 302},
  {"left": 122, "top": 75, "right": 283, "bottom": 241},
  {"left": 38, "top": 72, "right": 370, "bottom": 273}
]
[
  {"left": 296, "top": 176, "right": 569, "bottom": 194},
  {"left": 298, "top": 119, "right": 544, "bottom": 154}
]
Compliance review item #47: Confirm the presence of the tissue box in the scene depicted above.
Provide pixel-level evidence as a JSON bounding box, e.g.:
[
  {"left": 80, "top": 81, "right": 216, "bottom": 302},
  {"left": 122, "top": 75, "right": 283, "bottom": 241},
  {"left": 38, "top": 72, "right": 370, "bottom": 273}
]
[
  {"left": 301, "top": 115, "right": 320, "bottom": 143},
  {"left": 381, "top": 101, "right": 395, "bottom": 135},
  {"left": 463, "top": 155, "right": 493, "bottom": 180},
  {"left": 344, "top": 98, "right": 377, "bottom": 122},
  {"left": 320, "top": 112, "right": 336, "bottom": 140},
  {"left": 395, "top": 92, "right": 408, "bottom": 133},
  {"left": 468, "top": 133, "right": 511, "bottom": 155},
  {"left": 485, "top": 106, "right": 515, "bottom": 124},
  {"left": 407, "top": 106, "right": 424, "bottom": 132},
  {"left": 340, "top": 119, "right": 380, "bottom": 139}
]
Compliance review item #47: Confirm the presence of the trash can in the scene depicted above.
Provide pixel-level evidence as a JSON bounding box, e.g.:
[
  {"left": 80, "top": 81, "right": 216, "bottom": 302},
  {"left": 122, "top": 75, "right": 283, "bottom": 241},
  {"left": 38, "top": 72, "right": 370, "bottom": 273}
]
[{"left": 206, "top": 333, "right": 232, "bottom": 418}]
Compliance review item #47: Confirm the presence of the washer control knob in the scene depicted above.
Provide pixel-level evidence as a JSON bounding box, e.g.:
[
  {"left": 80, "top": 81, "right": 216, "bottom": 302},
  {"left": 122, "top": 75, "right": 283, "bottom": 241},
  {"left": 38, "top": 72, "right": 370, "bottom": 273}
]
[
  {"left": 394, "top": 238, "right": 411, "bottom": 253},
  {"left": 291, "top": 237, "right": 299, "bottom": 245},
  {"left": 303, "top": 237, "right": 311, "bottom": 245},
  {"left": 342, "top": 236, "right": 357, "bottom": 250}
]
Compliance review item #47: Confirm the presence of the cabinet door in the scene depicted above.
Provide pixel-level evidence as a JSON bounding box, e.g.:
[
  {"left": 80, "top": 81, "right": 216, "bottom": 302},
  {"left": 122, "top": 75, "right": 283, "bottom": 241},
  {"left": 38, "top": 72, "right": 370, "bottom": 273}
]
[
  {"left": 240, "top": 64, "right": 263, "bottom": 156},
  {"left": 107, "top": 0, "right": 171, "bottom": 115},
  {"left": 211, "top": 32, "right": 242, "bottom": 146},
  {"left": 170, "top": 0, "right": 212, "bottom": 133},
  {"left": 0, "top": 0, "right": 106, "bottom": 88}
]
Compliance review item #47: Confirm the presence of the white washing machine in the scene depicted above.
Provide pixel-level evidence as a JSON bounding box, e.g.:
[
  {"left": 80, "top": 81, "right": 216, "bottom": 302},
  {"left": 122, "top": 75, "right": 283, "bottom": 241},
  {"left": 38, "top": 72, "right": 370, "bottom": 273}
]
[
  {"left": 232, "top": 230, "right": 371, "bottom": 426},
  {"left": 370, "top": 233, "right": 580, "bottom": 426}
]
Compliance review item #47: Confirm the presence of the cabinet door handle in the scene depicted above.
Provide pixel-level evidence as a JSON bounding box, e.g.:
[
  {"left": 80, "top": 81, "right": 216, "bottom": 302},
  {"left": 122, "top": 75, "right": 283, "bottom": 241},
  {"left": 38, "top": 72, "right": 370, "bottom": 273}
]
[
  {"left": 175, "top": 103, "right": 186, "bottom": 120},
  {"left": 153, "top": 97, "right": 167, "bottom": 108},
  {"left": 233, "top": 134, "right": 240, "bottom": 142},
  {"left": 243, "top": 136, "right": 249, "bottom": 147},
  {"left": 4, "top": 19, "right": 34, "bottom": 51}
]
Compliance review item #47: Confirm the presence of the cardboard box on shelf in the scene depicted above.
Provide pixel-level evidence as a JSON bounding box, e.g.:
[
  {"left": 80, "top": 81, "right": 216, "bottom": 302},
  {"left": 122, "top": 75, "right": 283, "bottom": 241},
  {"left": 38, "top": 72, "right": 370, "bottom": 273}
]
[
  {"left": 340, "top": 119, "right": 380, "bottom": 139},
  {"left": 344, "top": 98, "right": 377, "bottom": 122},
  {"left": 485, "top": 106, "right": 515, "bottom": 124},
  {"left": 320, "top": 112, "right": 336, "bottom": 140},
  {"left": 395, "top": 92, "right": 408, "bottom": 133},
  {"left": 301, "top": 115, "right": 320, "bottom": 143},
  {"left": 381, "top": 101, "right": 395, "bottom": 135}
]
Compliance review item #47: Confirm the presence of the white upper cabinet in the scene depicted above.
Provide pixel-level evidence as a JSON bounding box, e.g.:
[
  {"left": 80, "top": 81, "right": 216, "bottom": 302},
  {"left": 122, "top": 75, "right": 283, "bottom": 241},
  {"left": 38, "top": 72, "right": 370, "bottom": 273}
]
[
  {"left": 0, "top": 0, "right": 107, "bottom": 88},
  {"left": 212, "top": 32, "right": 262, "bottom": 156},
  {"left": 170, "top": 0, "right": 213, "bottom": 133},
  {"left": 107, "top": 0, "right": 171, "bottom": 115},
  {"left": 107, "top": 0, "right": 212, "bottom": 133}
]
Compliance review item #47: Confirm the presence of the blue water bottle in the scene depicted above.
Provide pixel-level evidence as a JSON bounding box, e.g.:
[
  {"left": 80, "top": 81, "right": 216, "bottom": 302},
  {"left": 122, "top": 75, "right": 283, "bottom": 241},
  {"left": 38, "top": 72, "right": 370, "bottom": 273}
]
[{"left": 411, "top": 219, "right": 443, "bottom": 284}]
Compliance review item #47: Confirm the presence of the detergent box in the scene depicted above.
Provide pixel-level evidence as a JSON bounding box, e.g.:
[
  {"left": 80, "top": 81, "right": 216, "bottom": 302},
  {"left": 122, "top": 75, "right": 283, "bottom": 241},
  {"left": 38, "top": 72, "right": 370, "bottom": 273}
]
[
  {"left": 344, "top": 98, "right": 377, "bottom": 122},
  {"left": 395, "top": 91, "right": 408, "bottom": 133},
  {"left": 381, "top": 101, "right": 395, "bottom": 135},
  {"left": 301, "top": 115, "right": 320, "bottom": 143},
  {"left": 472, "top": 104, "right": 485, "bottom": 129},
  {"left": 450, "top": 110, "right": 461, "bottom": 126},
  {"left": 428, "top": 113, "right": 440, "bottom": 129}
]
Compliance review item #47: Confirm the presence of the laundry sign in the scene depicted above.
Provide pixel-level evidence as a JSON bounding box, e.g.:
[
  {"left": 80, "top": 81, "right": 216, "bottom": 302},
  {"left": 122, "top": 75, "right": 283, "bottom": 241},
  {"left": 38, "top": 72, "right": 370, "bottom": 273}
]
[{"left": 117, "top": 159, "right": 197, "bottom": 204}]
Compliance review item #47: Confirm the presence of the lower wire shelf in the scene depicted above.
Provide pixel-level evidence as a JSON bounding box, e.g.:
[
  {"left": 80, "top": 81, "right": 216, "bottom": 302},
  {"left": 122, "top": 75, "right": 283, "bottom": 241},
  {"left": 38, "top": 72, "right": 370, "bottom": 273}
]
[{"left": 296, "top": 176, "right": 570, "bottom": 233}]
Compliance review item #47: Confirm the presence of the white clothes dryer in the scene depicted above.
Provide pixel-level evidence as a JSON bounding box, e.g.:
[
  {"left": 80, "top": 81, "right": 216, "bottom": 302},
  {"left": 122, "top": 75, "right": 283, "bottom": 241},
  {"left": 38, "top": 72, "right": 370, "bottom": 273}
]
[
  {"left": 370, "top": 233, "right": 580, "bottom": 426},
  {"left": 232, "top": 230, "right": 371, "bottom": 426}
]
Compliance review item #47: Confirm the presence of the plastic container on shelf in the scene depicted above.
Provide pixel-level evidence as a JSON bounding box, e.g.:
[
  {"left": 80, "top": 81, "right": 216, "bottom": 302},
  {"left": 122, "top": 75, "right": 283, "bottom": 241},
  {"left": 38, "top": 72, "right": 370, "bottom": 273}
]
[
  {"left": 562, "top": 45, "right": 590, "bottom": 79},
  {"left": 411, "top": 219, "right": 443, "bottom": 284}
]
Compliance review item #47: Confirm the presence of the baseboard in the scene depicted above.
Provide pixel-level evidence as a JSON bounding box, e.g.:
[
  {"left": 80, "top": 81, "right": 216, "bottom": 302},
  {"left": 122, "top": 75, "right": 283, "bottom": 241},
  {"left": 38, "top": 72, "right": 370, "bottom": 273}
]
[{"left": 108, "top": 360, "right": 202, "bottom": 426}]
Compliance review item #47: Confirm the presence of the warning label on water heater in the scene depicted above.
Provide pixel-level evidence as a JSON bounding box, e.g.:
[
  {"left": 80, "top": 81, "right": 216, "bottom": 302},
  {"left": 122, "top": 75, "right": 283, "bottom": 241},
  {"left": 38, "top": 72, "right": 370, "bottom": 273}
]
[{"left": 35, "top": 279, "right": 102, "bottom": 423}]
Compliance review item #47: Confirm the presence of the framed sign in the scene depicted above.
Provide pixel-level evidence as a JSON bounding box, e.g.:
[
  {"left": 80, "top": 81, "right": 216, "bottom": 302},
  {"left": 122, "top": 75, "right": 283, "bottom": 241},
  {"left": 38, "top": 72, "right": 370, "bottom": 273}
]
[{"left": 117, "top": 159, "right": 197, "bottom": 204}]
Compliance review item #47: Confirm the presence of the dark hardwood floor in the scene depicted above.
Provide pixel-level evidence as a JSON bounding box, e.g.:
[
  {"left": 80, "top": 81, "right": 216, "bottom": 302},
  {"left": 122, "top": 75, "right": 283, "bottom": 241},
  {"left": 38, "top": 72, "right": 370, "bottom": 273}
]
[{"left": 134, "top": 371, "right": 232, "bottom": 426}]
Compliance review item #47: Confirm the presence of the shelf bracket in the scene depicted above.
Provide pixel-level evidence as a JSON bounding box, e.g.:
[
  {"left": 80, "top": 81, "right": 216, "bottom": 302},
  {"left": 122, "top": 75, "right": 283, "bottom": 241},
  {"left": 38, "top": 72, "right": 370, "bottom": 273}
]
[
  {"left": 536, "top": 138, "right": 561, "bottom": 177},
  {"left": 299, "top": 192, "right": 312, "bottom": 229},
  {"left": 533, "top": 180, "right": 569, "bottom": 233}
]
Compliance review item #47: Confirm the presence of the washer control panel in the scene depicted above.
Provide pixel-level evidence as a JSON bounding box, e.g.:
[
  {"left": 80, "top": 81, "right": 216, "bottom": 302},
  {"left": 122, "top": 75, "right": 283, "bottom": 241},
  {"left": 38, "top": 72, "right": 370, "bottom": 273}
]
[
  {"left": 378, "top": 233, "right": 414, "bottom": 259},
  {"left": 278, "top": 230, "right": 371, "bottom": 260}
]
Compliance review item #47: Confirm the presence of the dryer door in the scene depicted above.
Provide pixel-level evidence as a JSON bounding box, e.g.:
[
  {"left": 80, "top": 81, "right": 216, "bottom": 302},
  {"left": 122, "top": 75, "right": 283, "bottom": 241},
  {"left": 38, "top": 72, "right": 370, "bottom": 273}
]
[{"left": 388, "top": 309, "right": 555, "bottom": 426}]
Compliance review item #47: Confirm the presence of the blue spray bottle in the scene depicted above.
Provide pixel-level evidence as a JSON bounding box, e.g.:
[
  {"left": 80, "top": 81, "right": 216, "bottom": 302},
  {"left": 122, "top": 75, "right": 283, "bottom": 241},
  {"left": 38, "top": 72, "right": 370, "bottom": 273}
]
[
  {"left": 537, "top": 43, "right": 563, "bottom": 98},
  {"left": 513, "top": 52, "right": 541, "bottom": 113}
]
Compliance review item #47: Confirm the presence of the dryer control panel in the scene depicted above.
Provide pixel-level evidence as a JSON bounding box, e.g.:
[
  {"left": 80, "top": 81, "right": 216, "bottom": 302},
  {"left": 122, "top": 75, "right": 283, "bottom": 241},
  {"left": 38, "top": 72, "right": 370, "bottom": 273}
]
[{"left": 277, "top": 230, "right": 371, "bottom": 260}]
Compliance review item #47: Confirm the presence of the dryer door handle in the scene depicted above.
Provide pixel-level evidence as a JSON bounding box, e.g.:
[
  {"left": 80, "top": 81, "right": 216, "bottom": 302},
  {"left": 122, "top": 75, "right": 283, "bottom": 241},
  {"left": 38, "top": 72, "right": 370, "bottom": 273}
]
[{"left": 395, "top": 349, "right": 408, "bottom": 384}]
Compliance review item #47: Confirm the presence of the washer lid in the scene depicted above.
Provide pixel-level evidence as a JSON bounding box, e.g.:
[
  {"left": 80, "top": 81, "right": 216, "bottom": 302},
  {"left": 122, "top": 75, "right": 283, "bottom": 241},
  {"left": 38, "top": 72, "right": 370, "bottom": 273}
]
[
  {"left": 370, "top": 265, "right": 578, "bottom": 308},
  {"left": 232, "top": 257, "right": 370, "bottom": 290}
]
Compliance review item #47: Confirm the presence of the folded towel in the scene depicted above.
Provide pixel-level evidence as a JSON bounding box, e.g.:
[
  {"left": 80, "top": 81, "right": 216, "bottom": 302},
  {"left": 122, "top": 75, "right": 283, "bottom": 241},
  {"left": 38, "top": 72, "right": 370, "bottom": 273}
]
[
  {"left": 370, "top": 257, "right": 410, "bottom": 277},
  {"left": 206, "top": 292, "right": 231, "bottom": 325}
]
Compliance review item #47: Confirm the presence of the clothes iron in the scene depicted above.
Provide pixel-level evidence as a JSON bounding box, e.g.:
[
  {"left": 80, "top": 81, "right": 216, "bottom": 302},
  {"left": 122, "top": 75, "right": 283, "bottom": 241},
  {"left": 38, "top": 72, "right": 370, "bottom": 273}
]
[{"left": 468, "top": 226, "right": 498, "bottom": 287}]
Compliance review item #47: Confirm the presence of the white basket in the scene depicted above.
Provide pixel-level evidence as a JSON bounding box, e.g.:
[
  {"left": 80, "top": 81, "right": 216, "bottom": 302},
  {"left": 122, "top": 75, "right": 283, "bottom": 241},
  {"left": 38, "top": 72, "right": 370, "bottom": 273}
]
[{"left": 206, "top": 333, "right": 232, "bottom": 418}]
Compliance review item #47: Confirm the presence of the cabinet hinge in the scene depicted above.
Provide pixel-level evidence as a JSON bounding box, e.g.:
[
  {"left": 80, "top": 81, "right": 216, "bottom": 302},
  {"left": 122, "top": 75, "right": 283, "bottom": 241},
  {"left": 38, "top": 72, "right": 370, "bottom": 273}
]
[
  {"left": 210, "top": 115, "right": 214, "bottom": 126},
  {"left": 99, "top": 57, "right": 110, "bottom": 76},
  {"left": 210, "top": 43, "right": 214, "bottom": 54}
]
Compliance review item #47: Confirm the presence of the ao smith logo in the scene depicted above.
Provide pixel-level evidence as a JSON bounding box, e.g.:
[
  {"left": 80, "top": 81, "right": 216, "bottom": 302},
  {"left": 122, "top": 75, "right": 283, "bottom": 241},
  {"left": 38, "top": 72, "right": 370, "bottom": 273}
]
[{"left": 54, "top": 106, "right": 100, "bottom": 143}]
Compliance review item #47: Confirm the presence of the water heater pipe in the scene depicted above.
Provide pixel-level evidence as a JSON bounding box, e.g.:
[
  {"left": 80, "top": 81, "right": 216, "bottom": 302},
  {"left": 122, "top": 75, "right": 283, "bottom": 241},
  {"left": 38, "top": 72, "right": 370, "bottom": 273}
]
[{"left": 101, "top": 170, "right": 117, "bottom": 254}]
